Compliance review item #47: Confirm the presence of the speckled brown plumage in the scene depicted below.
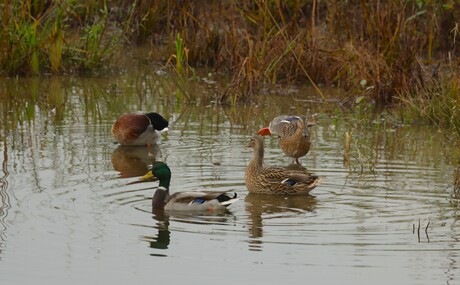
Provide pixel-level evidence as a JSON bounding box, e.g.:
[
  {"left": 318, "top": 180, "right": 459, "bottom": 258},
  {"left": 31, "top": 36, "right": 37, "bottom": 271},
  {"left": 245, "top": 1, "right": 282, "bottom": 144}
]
[
  {"left": 279, "top": 118, "right": 310, "bottom": 164},
  {"left": 244, "top": 135, "right": 321, "bottom": 195},
  {"left": 258, "top": 115, "right": 311, "bottom": 165}
]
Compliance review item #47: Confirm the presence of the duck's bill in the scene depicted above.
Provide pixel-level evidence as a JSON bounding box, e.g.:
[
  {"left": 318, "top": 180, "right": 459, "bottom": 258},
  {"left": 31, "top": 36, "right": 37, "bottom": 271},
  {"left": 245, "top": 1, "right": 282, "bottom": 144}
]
[
  {"left": 126, "top": 170, "right": 158, "bottom": 185},
  {"left": 257, "top": 127, "right": 271, "bottom": 136}
]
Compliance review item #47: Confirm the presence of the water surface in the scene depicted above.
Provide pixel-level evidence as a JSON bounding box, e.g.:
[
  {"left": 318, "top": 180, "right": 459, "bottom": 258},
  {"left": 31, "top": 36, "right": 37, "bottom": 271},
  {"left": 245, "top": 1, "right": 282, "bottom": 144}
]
[{"left": 0, "top": 73, "right": 459, "bottom": 285}]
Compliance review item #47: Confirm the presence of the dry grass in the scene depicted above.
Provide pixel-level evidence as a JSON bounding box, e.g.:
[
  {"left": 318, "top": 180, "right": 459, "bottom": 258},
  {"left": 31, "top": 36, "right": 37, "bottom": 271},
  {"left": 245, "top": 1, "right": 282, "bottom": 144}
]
[
  {"left": 136, "top": 0, "right": 458, "bottom": 104},
  {"left": 1, "top": 1, "right": 459, "bottom": 125}
]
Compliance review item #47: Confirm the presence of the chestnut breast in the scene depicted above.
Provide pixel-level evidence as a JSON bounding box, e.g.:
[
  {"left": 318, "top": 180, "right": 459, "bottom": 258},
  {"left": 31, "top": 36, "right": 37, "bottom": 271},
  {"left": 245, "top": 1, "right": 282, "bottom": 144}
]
[{"left": 112, "top": 114, "right": 151, "bottom": 145}]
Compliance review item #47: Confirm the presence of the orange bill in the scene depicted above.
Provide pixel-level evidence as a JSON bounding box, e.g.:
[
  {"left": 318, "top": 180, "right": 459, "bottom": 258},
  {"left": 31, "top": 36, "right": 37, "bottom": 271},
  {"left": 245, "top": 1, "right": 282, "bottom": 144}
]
[{"left": 257, "top": 127, "right": 271, "bottom": 136}]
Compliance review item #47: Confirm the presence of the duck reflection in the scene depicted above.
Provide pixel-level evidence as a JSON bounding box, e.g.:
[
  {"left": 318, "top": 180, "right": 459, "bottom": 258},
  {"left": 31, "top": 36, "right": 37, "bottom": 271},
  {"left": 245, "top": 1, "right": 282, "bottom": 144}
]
[
  {"left": 147, "top": 209, "right": 236, "bottom": 253},
  {"left": 245, "top": 193, "right": 317, "bottom": 251},
  {"left": 149, "top": 210, "right": 171, "bottom": 250},
  {"left": 111, "top": 144, "right": 162, "bottom": 178}
]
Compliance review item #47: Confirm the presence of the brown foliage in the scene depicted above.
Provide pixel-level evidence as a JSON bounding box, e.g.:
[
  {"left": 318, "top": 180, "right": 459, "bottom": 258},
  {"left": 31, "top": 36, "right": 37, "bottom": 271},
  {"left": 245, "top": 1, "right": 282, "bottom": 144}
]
[{"left": 131, "top": 0, "right": 458, "bottom": 103}]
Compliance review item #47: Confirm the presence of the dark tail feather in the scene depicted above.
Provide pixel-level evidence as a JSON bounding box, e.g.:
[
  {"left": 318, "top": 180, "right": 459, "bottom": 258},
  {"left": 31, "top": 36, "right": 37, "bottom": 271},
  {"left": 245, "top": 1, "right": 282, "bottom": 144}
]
[
  {"left": 216, "top": 193, "right": 236, "bottom": 202},
  {"left": 216, "top": 193, "right": 238, "bottom": 207}
]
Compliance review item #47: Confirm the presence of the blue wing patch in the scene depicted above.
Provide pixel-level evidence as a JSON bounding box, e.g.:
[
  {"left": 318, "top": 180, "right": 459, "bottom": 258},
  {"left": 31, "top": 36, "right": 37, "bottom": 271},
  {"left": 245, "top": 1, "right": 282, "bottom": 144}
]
[
  {"left": 281, "top": 178, "right": 296, "bottom": 186},
  {"left": 284, "top": 117, "right": 298, "bottom": 122},
  {"left": 192, "top": 198, "right": 206, "bottom": 204}
]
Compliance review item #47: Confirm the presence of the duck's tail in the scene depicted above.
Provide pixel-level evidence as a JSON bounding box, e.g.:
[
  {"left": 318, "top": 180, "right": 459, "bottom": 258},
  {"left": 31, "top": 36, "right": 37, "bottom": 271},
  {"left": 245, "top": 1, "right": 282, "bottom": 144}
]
[{"left": 218, "top": 193, "right": 239, "bottom": 207}]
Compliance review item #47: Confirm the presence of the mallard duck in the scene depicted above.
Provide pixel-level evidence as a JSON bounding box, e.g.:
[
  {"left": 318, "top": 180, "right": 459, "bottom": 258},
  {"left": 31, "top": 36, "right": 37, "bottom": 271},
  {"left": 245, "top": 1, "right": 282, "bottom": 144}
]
[
  {"left": 258, "top": 115, "right": 312, "bottom": 165},
  {"left": 137, "top": 162, "right": 239, "bottom": 211},
  {"left": 245, "top": 135, "right": 321, "bottom": 195},
  {"left": 112, "top": 112, "right": 169, "bottom": 146}
]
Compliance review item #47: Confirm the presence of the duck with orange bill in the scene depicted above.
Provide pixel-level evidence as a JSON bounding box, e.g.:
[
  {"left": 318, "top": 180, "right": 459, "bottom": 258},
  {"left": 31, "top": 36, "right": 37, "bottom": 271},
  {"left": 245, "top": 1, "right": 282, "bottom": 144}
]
[{"left": 258, "top": 115, "right": 314, "bottom": 165}]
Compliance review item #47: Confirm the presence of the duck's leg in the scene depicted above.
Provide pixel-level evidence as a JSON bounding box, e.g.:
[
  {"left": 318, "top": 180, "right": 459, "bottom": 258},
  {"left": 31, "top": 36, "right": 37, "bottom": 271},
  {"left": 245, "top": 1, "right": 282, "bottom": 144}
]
[{"left": 295, "top": 157, "right": 301, "bottom": 165}]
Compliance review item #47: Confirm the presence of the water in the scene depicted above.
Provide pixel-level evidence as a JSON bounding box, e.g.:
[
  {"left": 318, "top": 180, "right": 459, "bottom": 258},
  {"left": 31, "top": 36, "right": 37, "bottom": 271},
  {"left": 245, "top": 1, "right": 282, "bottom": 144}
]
[{"left": 0, "top": 72, "right": 459, "bottom": 285}]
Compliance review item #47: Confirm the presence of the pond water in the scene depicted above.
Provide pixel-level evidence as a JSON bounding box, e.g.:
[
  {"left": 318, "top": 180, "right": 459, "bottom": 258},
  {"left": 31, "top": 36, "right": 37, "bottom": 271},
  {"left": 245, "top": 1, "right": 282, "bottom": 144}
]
[{"left": 0, "top": 70, "right": 459, "bottom": 285}]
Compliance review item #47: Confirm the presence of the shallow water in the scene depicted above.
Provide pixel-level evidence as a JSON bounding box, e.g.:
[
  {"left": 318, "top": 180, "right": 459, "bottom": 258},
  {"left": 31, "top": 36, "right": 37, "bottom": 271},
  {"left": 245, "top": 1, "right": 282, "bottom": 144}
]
[{"left": 0, "top": 73, "right": 459, "bottom": 285}]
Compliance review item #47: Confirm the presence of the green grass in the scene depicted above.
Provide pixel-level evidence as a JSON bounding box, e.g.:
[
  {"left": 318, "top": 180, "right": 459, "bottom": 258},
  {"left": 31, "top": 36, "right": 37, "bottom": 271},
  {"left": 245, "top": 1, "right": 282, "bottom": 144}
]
[{"left": 0, "top": 0, "right": 120, "bottom": 75}]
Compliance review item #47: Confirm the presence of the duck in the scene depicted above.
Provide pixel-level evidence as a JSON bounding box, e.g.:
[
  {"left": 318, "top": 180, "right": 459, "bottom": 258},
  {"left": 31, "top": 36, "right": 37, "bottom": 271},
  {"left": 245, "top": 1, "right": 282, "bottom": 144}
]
[
  {"left": 137, "top": 162, "right": 239, "bottom": 211},
  {"left": 257, "top": 115, "right": 312, "bottom": 165},
  {"left": 112, "top": 112, "right": 169, "bottom": 146},
  {"left": 245, "top": 135, "right": 321, "bottom": 195}
]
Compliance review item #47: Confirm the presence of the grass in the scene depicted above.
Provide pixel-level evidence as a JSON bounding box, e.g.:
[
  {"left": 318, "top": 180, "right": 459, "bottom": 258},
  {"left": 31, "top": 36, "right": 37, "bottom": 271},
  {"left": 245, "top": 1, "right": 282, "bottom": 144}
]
[
  {"left": 1, "top": 0, "right": 460, "bottom": 135},
  {"left": 397, "top": 58, "right": 460, "bottom": 139},
  {"left": 0, "top": 0, "right": 120, "bottom": 75}
]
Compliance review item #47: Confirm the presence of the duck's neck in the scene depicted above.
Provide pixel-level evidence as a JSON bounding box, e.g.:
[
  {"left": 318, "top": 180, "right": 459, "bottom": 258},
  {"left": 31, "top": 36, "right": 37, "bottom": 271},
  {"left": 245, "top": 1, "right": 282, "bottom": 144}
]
[
  {"left": 248, "top": 146, "right": 264, "bottom": 173},
  {"left": 152, "top": 177, "right": 171, "bottom": 210},
  {"left": 159, "top": 176, "right": 171, "bottom": 189}
]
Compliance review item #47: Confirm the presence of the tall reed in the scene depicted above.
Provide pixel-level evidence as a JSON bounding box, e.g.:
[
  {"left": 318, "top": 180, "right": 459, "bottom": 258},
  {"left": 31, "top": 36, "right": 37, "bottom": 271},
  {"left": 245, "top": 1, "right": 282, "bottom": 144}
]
[
  {"left": 1, "top": 0, "right": 459, "bottom": 117},
  {"left": 139, "top": 0, "right": 458, "bottom": 105},
  {"left": 0, "top": 0, "right": 120, "bottom": 75},
  {"left": 398, "top": 59, "right": 460, "bottom": 138}
]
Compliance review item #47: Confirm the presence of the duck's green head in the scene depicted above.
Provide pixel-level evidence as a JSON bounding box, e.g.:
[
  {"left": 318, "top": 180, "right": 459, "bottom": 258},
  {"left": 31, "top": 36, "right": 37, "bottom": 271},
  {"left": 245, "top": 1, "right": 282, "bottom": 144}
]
[{"left": 140, "top": 161, "right": 171, "bottom": 188}]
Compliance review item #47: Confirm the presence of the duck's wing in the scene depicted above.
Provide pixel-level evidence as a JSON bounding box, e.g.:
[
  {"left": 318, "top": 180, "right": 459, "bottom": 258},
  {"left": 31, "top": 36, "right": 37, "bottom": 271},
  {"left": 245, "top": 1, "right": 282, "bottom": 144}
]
[
  {"left": 259, "top": 167, "right": 319, "bottom": 186},
  {"left": 165, "top": 191, "right": 239, "bottom": 211},
  {"left": 268, "top": 115, "right": 305, "bottom": 137},
  {"left": 280, "top": 172, "right": 321, "bottom": 186}
]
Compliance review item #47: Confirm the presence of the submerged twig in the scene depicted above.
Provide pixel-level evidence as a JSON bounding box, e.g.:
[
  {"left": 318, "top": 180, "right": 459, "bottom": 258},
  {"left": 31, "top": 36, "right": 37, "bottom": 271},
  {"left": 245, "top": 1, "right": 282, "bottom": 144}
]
[
  {"left": 417, "top": 218, "right": 421, "bottom": 243},
  {"left": 413, "top": 218, "right": 431, "bottom": 243},
  {"left": 344, "top": 131, "right": 351, "bottom": 167},
  {"left": 454, "top": 160, "right": 460, "bottom": 192},
  {"left": 425, "top": 220, "right": 430, "bottom": 243}
]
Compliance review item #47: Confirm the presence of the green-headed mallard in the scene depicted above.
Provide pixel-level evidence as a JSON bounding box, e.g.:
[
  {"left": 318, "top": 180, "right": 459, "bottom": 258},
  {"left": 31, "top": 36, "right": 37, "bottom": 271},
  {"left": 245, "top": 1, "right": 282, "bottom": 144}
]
[
  {"left": 112, "top": 112, "right": 169, "bottom": 146},
  {"left": 258, "top": 115, "right": 312, "bottom": 165},
  {"left": 245, "top": 135, "right": 321, "bottom": 195},
  {"left": 138, "top": 162, "right": 239, "bottom": 211}
]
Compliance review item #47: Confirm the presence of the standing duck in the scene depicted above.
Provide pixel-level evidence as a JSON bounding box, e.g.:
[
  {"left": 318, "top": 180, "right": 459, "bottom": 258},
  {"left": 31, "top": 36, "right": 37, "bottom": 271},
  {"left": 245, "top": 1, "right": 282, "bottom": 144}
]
[
  {"left": 137, "top": 162, "right": 239, "bottom": 211},
  {"left": 245, "top": 135, "right": 321, "bottom": 195},
  {"left": 258, "top": 115, "right": 312, "bottom": 165},
  {"left": 112, "top": 112, "right": 169, "bottom": 146}
]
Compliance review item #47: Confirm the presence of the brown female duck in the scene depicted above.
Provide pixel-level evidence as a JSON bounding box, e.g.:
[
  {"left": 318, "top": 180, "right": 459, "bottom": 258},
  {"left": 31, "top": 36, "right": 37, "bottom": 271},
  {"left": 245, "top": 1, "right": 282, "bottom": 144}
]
[
  {"left": 258, "top": 115, "right": 311, "bottom": 165},
  {"left": 244, "top": 135, "right": 321, "bottom": 195},
  {"left": 112, "top": 112, "right": 168, "bottom": 146}
]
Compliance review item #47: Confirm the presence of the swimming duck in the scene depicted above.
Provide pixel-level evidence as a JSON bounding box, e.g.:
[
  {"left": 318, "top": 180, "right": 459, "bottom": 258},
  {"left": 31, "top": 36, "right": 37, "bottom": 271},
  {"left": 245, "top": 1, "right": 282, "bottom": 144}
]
[
  {"left": 245, "top": 135, "right": 321, "bottom": 195},
  {"left": 258, "top": 115, "right": 312, "bottom": 165},
  {"left": 138, "top": 162, "right": 239, "bottom": 211},
  {"left": 112, "top": 112, "right": 169, "bottom": 146}
]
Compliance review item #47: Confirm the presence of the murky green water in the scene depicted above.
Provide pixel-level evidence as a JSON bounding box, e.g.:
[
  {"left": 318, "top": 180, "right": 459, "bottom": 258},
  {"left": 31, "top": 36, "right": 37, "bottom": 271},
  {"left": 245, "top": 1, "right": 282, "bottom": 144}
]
[{"left": 0, "top": 70, "right": 459, "bottom": 284}]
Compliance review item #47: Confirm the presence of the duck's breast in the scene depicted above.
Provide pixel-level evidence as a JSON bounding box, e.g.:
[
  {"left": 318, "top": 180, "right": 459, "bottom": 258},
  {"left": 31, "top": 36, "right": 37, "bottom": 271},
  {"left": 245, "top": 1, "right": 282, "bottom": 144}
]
[{"left": 112, "top": 114, "right": 160, "bottom": 146}]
